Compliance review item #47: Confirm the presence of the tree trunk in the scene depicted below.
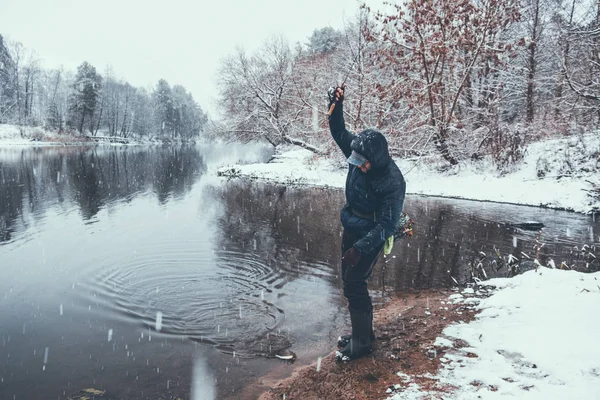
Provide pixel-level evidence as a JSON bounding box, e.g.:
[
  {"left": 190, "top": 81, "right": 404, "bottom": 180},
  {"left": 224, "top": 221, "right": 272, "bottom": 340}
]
[
  {"left": 434, "top": 127, "right": 458, "bottom": 165},
  {"left": 88, "top": 109, "right": 95, "bottom": 133},
  {"left": 464, "top": 70, "right": 473, "bottom": 119},
  {"left": 29, "top": 78, "right": 33, "bottom": 118},
  {"left": 24, "top": 77, "right": 29, "bottom": 119},
  {"left": 281, "top": 135, "right": 325, "bottom": 154},
  {"left": 120, "top": 110, "right": 128, "bottom": 137},
  {"left": 79, "top": 110, "right": 85, "bottom": 134},
  {"left": 114, "top": 95, "right": 120, "bottom": 136},
  {"left": 526, "top": 0, "right": 540, "bottom": 125},
  {"left": 94, "top": 102, "right": 103, "bottom": 136},
  {"left": 120, "top": 90, "right": 129, "bottom": 136},
  {"left": 15, "top": 65, "right": 22, "bottom": 134}
]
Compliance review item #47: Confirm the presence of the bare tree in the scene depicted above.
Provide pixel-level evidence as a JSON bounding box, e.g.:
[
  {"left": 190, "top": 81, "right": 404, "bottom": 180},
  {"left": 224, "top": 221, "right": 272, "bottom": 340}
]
[
  {"left": 561, "top": 0, "right": 600, "bottom": 126},
  {"left": 366, "top": 0, "right": 522, "bottom": 165},
  {"left": 218, "top": 36, "right": 323, "bottom": 153},
  {"left": 8, "top": 41, "right": 24, "bottom": 132}
]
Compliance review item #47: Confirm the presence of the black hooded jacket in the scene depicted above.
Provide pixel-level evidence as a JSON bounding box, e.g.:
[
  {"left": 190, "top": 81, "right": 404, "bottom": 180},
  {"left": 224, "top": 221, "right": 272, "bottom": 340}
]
[{"left": 329, "top": 102, "right": 406, "bottom": 255}]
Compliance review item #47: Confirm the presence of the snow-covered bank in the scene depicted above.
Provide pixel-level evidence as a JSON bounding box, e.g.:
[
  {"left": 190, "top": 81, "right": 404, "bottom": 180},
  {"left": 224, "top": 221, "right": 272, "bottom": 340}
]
[
  {"left": 386, "top": 268, "right": 600, "bottom": 399},
  {"left": 217, "top": 134, "right": 600, "bottom": 214},
  {"left": 0, "top": 124, "right": 193, "bottom": 147}
]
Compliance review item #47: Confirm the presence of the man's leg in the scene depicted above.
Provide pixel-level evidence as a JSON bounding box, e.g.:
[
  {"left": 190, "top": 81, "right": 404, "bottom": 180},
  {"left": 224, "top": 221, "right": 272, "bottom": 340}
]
[
  {"left": 338, "top": 230, "right": 383, "bottom": 360},
  {"left": 341, "top": 229, "right": 383, "bottom": 313}
]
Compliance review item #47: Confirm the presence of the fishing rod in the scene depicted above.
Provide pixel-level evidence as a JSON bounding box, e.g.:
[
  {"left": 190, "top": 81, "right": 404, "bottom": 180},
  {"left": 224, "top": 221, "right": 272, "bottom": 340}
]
[{"left": 328, "top": 23, "right": 366, "bottom": 117}]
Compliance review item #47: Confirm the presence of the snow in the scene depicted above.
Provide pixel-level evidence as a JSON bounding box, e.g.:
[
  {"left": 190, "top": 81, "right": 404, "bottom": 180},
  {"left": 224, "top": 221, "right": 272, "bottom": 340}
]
[
  {"left": 386, "top": 269, "right": 600, "bottom": 399},
  {"left": 3, "top": 122, "right": 597, "bottom": 397},
  {"left": 218, "top": 147, "right": 346, "bottom": 188},
  {"left": 210, "top": 136, "right": 600, "bottom": 398},
  {"left": 0, "top": 123, "right": 176, "bottom": 146},
  {"left": 217, "top": 134, "right": 600, "bottom": 214},
  {"left": 0, "top": 124, "right": 39, "bottom": 145}
]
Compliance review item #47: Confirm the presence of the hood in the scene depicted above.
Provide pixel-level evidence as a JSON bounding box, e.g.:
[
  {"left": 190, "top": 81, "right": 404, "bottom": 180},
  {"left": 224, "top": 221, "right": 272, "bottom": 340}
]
[{"left": 350, "top": 129, "right": 391, "bottom": 170}]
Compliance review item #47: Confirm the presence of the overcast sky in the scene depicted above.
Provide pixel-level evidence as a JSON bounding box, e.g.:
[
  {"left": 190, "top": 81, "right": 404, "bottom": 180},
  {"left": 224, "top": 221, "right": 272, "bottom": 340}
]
[{"left": 0, "top": 0, "right": 365, "bottom": 117}]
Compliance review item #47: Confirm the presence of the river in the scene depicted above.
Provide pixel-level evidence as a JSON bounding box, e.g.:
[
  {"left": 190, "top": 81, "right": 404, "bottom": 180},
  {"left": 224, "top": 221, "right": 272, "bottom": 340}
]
[{"left": 0, "top": 145, "right": 597, "bottom": 399}]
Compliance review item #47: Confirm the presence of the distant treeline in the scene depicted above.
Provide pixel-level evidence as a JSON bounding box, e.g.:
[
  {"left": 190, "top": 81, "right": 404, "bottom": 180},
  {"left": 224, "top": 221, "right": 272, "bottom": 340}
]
[{"left": 0, "top": 35, "right": 207, "bottom": 139}]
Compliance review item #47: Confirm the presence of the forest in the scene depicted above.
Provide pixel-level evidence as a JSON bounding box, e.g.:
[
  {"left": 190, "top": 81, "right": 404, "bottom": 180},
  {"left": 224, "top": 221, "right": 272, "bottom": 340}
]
[{"left": 214, "top": 0, "right": 599, "bottom": 168}]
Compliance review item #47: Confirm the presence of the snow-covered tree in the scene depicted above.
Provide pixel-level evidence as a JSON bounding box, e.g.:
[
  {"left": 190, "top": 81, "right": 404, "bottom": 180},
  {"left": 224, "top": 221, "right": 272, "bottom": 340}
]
[
  {"left": 306, "top": 27, "right": 342, "bottom": 54},
  {"left": 0, "top": 35, "right": 16, "bottom": 123},
  {"left": 154, "top": 79, "right": 175, "bottom": 137},
  {"left": 560, "top": 0, "right": 600, "bottom": 126},
  {"left": 217, "top": 36, "right": 322, "bottom": 152},
  {"left": 66, "top": 61, "right": 102, "bottom": 134},
  {"left": 365, "top": 0, "right": 522, "bottom": 165}
]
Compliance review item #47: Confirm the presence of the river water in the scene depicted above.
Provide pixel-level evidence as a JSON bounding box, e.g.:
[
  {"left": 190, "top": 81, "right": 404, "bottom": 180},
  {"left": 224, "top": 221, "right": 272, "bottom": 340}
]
[{"left": 0, "top": 145, "right": 597, "bottom": 399}]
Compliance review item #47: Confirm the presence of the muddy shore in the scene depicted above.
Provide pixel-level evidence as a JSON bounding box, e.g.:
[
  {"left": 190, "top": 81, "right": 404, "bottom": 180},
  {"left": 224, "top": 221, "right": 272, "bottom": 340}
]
[{"left": 232, "top": 287, "right": 489, "bottom": 400}]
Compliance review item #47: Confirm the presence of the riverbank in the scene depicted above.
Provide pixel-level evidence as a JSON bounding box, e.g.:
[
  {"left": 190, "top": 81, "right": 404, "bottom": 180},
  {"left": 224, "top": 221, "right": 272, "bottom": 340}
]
[
  {"left": 0, "top": 123, "right": 194, "bottom": 146},
  {"left": 217, "top": 133, "right": 600, "bottom": 215},
  {"left": 215, "top": 133, "right": 599, "bottom": 399},
  {"left": 256, "top": 269, "right": 600, "bottom": 399}
]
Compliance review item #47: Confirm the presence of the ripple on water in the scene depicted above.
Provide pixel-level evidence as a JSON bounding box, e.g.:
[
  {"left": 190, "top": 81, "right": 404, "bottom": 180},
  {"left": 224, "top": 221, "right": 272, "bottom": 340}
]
[{"left": 76, "top": 244, "right": 292, "bottom": 353}]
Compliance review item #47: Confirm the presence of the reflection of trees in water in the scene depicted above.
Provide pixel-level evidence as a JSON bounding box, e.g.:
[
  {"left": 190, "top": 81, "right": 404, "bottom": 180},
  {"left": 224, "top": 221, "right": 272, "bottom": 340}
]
[
  {"left": 0, "top": 161, "right": 22, "bottom": 242},
  {"left": 151, "top": 147, "right": 202, "bottom": 204},
  {"left": 68, "top": 147, "right": 206, "bottom": 217},
  {"left": 0, "top": 146, "right": 205, "bottom": 241},
  {"left": 213, "top": 181, "right": 345, "bottom": 291},
  {"left": 215, "top": 182, "right": 589, "bottom": 295},
  {"left": 213, "top": 183, "right": 474, "bottom": 293},
  {"left": 1, "top": 148, "right": 70, "bottom": 242},
  {"left": 209, "top": 181, "right": 350, "bottom": 346},
  {"left": 383, "top": 200, "right": 518, "bottom": 290},
  {"left": 215, "top": 184, "right": 565, "bottom": 293}
]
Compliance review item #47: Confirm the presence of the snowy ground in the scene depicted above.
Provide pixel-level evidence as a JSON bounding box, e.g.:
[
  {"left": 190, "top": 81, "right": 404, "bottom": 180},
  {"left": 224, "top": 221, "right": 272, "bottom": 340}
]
[
  {"left": 0, "top": 123, "right": 175, "bottom": 146},
  {"left": 386, "top": 269, "right": 600, "bottom": 399},
  {"left": 215, "top": 135, "right": 599, "bottom": 399},
  {"left": 217, "top": 134, "right": 600, "bottom": 214}
]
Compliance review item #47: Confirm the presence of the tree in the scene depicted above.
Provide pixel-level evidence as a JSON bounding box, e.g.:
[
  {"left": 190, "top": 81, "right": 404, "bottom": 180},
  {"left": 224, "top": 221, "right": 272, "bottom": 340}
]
[
  {"left": 306, "top": 27, "right": 342, "bottom": 54},
  {"left": 560, "top": 0, "right": 600, "bottom": 125},
  {"left": 3, "top": 40, "right": 42, "bottom": 129},
  {"left": 67, "top": 62, "right": 102, "bottom": 134},
  {"left": 217, "top": 36, "right": 322, "bottom": 152},
  {"left": 0, "top": 35, "right": 16, "bottom": 123},
  {"left": 154, "top": 79, "right": 175, "bottom": 137},
  {"left": 507, "top": 0, "right": 562, "bottom": 127},
  {"left": 46, "top": 68, "right": 64, "bottom": 130},
  {"left": 8, "top": 41, "right": 24, "bottom": 128},
  {"left": 130, "top": 87, "right": 154, "bottom": 136},
  {"left": 524, "top": 0, "right": 542, "bottom": 124},
  {"left": 366, "top": 0, "right": 522, "bottom": 165},
  {"left": 172, "top": 85, "right": 207, "bottom": 139},
  {"left": 22, "top": 53, "right": 40, "bottom": 123}
]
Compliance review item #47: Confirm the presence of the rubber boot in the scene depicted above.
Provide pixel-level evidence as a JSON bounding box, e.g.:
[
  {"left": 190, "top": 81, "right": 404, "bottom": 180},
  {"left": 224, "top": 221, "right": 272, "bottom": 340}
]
[
  {"left": 335, "top": 309, "right": 373, "bottom": 361},
  {"left": 337, "top": 311, "right": 375, "bottom": 347}
]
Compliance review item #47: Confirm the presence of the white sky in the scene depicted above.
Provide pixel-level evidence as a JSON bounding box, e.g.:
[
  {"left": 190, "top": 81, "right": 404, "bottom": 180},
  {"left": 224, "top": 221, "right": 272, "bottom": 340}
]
[{"left": 0, "top": 0, "right": 366, "bottom": 117}]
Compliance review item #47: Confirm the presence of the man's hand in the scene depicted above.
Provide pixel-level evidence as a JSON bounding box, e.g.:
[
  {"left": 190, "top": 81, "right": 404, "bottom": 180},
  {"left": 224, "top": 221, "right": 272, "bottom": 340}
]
[
  {"left": 328, "top": 86, "right": 345, "bottom": 107},
  {"left": 342, "top": 247, "right": 361, "bottom": 268}
]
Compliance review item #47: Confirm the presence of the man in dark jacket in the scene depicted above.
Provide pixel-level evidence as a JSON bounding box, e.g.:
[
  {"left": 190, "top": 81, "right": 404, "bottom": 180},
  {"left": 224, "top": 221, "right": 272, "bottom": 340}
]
[{"left": 327, "top": 86, "right": 406, "bottom": 361}]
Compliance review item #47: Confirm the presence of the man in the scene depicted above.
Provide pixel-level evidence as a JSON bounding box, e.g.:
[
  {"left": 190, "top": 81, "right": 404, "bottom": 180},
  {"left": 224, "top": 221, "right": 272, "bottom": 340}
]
[{"left": 327, "top": 86, "right": 406, "bottom": 361}]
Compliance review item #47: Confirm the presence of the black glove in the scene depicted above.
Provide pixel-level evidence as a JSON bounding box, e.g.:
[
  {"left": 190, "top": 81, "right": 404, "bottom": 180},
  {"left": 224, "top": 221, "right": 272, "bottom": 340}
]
[
  {"left": 342, "top": 246, "right": 361, "bottom": 268},
  {"left": 327, "top": 85, "right": 345, "bottom": 109}
]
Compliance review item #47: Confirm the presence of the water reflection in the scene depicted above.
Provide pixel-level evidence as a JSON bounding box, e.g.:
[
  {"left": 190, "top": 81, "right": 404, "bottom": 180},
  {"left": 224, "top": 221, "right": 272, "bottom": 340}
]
[
  {"left": 0, "top": 146, "right": 206, "bottom": 242},
  {"left": 213, "top": 181, "right": 599, "bottom": 297},
  {"left": 208, "top": 182, "right": 350, "bottom": 357},
  {"left": 0, "top": 144, "right": 281, "bottom": 400},
  {"left": 384, "top": 197, "right": 600, "bottom": 291},
  {"left": 213, "top": 182, "right": 342, "bottom": 282},
  {"left": 0, "top": 145, "right": 597, "bottom": 400}
]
